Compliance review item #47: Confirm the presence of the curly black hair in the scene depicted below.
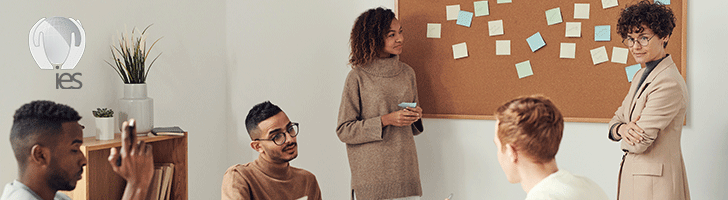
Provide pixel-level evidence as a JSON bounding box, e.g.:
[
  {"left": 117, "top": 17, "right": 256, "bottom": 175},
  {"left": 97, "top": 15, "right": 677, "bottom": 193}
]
[
  {"left": 245, "top": 101, "right": 283, "bottom": 139},
  {"left": 10, "top": 100, "right": 81, "bottom": 171},
  {"left": 349, "top": 7, "right": 397, "bottom": 68},
  {"left": 617, "top": 0, "right": 676, "bottom": 48}
]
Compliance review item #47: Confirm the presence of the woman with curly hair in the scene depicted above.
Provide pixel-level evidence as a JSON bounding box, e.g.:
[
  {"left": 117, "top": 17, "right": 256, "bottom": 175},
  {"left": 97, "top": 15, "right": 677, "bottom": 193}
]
[
  {"left": 336, "top": 7, "right": 424, "bottom": 200},
  {"left": 607, "top": 1, "right": 689, "bottom": 199}
]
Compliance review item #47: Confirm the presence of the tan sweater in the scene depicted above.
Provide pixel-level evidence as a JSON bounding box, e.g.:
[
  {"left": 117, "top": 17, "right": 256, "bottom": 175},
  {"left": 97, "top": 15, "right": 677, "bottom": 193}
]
[
  {"left": 221, "top": 155, "right": 321, "bottom": 200},
  {"left": 337, "top": 55, "right": 424, "bottom": 200}
]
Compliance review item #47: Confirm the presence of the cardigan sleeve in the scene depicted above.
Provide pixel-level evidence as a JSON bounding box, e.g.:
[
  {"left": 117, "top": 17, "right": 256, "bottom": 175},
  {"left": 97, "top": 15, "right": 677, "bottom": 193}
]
[
  {"left": 336, "top": 71, "right": 385, "bottom": 145},
  {"left": 620, "top": 75, "right": 685, "bottom": 154}
]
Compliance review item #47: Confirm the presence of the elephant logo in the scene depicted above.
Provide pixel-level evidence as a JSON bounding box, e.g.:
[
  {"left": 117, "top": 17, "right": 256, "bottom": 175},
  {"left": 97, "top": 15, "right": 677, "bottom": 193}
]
[{"left": 29, "top": 17, "right": 85, "bottom": 70}]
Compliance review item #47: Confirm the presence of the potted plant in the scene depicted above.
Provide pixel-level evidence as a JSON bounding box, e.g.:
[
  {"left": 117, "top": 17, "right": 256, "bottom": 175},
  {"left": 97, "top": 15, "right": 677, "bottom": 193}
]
[
  {"left": 106, "top": 24, "right": 162, "bottom": 134},
  {"left": 93, "top": 108, "right": 115, "bottom": 140}
]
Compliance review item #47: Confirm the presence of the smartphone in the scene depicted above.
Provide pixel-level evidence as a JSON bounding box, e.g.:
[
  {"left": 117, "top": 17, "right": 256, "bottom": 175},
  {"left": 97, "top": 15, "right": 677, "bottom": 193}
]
[{"left": 116, "top": 120, "right": 135, "bottom": 166}]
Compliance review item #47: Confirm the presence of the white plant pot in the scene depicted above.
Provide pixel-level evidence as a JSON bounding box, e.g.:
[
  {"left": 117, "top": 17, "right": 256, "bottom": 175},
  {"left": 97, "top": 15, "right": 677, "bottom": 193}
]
[
  {"left": 95, "top": 117, "right": 115, "bottom": 140},
  {"left": 119, "top": 83, "right": 154, "bottom": 134}
]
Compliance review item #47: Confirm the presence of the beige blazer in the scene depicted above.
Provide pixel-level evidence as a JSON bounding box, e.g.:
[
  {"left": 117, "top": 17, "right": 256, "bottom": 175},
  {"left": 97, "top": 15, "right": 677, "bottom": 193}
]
[{"left": 608, "top": 55, "right": 690, "bottom": 200}]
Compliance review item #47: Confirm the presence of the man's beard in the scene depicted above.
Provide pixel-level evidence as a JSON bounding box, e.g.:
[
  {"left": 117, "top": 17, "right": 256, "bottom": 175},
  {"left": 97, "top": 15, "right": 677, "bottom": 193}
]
[{"left": 47, "top": 162, "right": 79, "bottom": 191}]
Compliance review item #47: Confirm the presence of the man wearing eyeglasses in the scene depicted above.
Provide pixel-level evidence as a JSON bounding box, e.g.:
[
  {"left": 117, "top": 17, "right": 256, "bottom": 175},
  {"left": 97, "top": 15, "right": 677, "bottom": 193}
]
[
  {"left": 609, "top": 1, "right": 689, "bottom": 200},
  {"left": 222, "top": 101, "right": 321, "bottom": 200}
]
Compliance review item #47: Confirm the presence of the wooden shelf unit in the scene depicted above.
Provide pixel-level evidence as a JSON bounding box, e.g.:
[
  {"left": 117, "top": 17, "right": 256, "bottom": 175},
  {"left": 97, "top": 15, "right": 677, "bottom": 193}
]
[{"left": 62, "top": 133, "right": 188, "bottom": 200}]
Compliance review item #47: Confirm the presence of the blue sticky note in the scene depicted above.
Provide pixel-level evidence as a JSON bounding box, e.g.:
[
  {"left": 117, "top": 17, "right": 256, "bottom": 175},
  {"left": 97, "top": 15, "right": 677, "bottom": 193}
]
[
  {"left": 625, "top": 64, "right": 641, "bottom": 82},
  {"left": 595, "top": 25, "right": 611, "bottom": 41},
  {"left": 655, "top": 0, "right": 670, "bottom": 5},
  {"left": 526, "top": 32, "right": 546, "bottom": 52},
  {"left": 456, "top": 11, "right": 474, "bottom": 27},
  {"left": 515, "top": 60, "right": 534, "bottom": 79},
  {"left": 398, "top": 102, "right": 417, "bottom": 108}
]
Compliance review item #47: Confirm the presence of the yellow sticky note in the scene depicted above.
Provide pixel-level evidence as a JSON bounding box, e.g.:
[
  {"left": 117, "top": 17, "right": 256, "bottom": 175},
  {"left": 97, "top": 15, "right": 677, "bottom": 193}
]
[
  {"left": 452, "top": 42, "right": 468, "bottom": 59},
  {"left": 496, "top": 40, "right": 510, "bottom": 55},
  {"left": 574, "top": 3, "right": 590, "bottom": 19},
  {"left": 590, "top": 46, "right": 609, "bottom": 65},
  {"left": 427, "top": 23, "right": 441, "bottom": 38},
  {"left": 565, "top": 22, "right": 581, "bottom": 37},
  {"left": 446, "top": 5, "right": 460, "bottom": 21},
  {"left": 560, "top": 43, "right": 576, "bottom": 59},
  {"left": 611, "top": 47, "right": 629, "bottom": 64},
  {"left": 488, "top": 20, "right": 504, "bottom": 36}
]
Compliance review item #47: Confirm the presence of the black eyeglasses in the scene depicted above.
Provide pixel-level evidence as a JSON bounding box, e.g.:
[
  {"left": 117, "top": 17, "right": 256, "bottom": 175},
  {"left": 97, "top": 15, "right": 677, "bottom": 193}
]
[
  {"left": 254, "top": 122, "right": 299, "bottom": 146},
  {"left": 622, "top": 35, "right": 655, "bottom": 47}
]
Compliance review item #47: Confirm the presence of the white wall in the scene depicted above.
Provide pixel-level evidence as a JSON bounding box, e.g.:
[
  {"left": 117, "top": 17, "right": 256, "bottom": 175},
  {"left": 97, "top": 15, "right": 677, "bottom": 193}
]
[
  {"left": 225, "top": 0, "right": 396, "bottom": 199},
  {"left": 226, "top": 0, "right": 728, "bottom": 200},
  {"left": 0, "top": 1, "right": 228, "bottom": 199}
]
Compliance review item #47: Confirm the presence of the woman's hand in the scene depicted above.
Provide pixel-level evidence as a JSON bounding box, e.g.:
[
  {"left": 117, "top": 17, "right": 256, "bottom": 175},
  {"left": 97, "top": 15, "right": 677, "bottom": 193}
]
[
  {"left": 382, "top": 106, "right": 422, "bottom": 127},
  {"left": 619, "top": 116, "right": 645, "bottom": 145}
]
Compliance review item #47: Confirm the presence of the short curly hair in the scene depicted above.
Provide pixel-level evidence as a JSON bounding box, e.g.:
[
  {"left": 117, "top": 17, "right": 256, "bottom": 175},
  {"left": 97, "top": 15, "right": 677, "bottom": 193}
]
[
  {"left": 10, "top": 100, "right": 81, "bottom": 170},
  {"left": 349, "top": 7, "right": 397, "bottom": 68},
  {"left": 494, "top": 95, "right": 564, "bottom": 164},
  {"left": 617, "top": 0, "right": 676, "bottom": 48}
]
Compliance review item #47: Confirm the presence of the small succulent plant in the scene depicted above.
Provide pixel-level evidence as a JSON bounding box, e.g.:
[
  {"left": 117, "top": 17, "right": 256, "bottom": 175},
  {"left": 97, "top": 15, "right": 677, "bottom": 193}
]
[{"left": 92, "top": 108, "right": 114, "bottom": 118}]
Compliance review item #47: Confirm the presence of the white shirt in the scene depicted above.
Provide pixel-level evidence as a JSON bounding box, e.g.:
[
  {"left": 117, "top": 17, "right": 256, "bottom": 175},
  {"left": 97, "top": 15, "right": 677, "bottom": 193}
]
[
  {"left": 525, "top": 170, "right": 609, "bottom": 200},
  {"left": 1, "top": 180, "right": 71, "bottom": 200}
]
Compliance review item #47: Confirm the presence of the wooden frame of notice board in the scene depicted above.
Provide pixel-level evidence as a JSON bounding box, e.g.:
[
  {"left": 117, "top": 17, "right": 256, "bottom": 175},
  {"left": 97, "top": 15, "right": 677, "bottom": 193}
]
[{"left": 395, "top": 0, "right": 687, "bottom": 122}]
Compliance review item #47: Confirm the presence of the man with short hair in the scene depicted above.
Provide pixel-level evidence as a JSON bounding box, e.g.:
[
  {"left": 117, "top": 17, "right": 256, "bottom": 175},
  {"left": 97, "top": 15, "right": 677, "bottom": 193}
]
[
  {"left": 222, "top": 101, "right": 321, "bottom": 200},
  {"left": 493, "top": 95, "right": 608, "bottom": 200},
  {"left": 2, "top": 100, "right": 154, "bottom": 200}
]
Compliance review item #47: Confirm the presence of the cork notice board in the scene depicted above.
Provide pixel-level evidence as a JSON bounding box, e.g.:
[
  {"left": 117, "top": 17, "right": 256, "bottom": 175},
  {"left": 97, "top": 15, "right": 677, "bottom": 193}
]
[{"left": 397, "top": 0, "right": 686, "bottom": 122}]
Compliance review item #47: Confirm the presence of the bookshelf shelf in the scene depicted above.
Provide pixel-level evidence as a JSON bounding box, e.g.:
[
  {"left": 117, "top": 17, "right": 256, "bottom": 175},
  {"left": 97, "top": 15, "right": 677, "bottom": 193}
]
[{"left": 61, "top": 133, "right": 188, "bottom": 200}]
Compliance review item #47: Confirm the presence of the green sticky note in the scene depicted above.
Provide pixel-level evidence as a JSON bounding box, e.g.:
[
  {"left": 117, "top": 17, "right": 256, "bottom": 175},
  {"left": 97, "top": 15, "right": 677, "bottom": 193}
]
[
  {"left": 515, "top": 60, "right": 534, "bottom": 79},
  {"left": 545, "top": 7, "right": 563, "bottom": 25},
  {"left": 474, "top": 1, "right": 490, "bottom": 16}
]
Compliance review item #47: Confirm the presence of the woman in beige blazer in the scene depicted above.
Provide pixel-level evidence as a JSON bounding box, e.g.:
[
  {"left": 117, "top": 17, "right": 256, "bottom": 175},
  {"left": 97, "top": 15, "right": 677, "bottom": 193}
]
[{"left": 608, "top": 1, "right": 690, "bottom": 200}]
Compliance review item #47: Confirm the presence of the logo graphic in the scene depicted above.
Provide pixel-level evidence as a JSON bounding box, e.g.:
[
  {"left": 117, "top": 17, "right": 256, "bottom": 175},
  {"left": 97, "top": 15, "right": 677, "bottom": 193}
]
[{"left": 29, "top": 17, "right": 85, "bottom": 70}]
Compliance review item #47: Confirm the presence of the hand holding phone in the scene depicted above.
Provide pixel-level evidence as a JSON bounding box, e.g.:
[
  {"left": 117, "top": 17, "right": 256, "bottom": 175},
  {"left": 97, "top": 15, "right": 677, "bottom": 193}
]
[{"left": 116, "top": 119, "right": 136, "bottom": 166}]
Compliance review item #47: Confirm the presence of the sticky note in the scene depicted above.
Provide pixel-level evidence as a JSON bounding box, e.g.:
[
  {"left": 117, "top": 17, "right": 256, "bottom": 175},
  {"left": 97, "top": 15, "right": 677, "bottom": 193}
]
[
  {"left": 625, "top": 64, "right": 641, "bottom": 82},
  {"left": 560, "top": 43, "right": 576, "bottom": 59},
  {"left": 427, "top": 23, "right": 441, "bottom": 38},
  {"left": 574, "top": 3, "right": 590, "bottom": 19},
  {"left": 655, "top": 0, "right": 670, "bottom": 5},
  {"left": 497, "top": 0, "right": 511, "bottom": 4},
  {"left": 545, "top": 8, "right": 563, "bottom": 25},
  {"left": 496, "top": 40, "right": 511, "bottom": 55},
  {"left": 398, "top": 102, "right": 417, "bottom": 108},
  {"left": 526, "top": 32, "right": 546, "bottom": 52},
  {"left": 446, "top": 5, "right": 460, "bottom": 21},
  {"left": 456, "top": 11, "right": 474, "bottom": 27},
  {"left": 590, "top": 46, "right": 609, "bottom": 65},
  {"left": 602, "top": 0, "right": 618, "bottom": 9},
  {"left": 612, "top": 47, "right": 629, "bottom": 64},
  {"left": 565, "top": 22, "right": 581, "bottom": 37},
  {"left": 474, "top": 1, "right": 490, "bottom": 16},
  {"left": 488, "top": 20, "right": 504, "bottom": 36},
  {"left": 452, "top": 42, "right": 468, "bottom": 59},
  {"left": 595, "top": 25, "right": 611, "bottom": 41},
  {"left": 515, "top": 60, "right": 534, "bottom": 79}
]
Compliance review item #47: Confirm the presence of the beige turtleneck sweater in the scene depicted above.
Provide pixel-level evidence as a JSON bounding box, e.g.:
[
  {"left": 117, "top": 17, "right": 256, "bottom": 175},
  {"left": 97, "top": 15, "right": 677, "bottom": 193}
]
[
  {"left": 221, "top": 155, "right": 321, "bottom": 200},
  {"left": 337, "top": 55, "right": 424, "bottom": 200}
]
